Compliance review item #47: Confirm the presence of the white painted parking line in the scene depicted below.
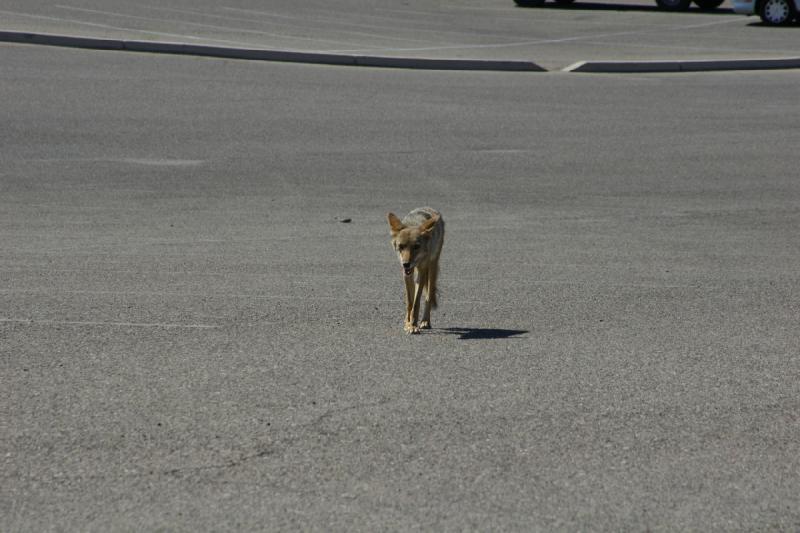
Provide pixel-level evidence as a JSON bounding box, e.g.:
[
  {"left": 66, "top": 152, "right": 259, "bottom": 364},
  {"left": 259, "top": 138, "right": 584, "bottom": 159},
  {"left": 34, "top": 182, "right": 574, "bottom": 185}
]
[
  {"left": 53, "top": 5, "right": 363, "bottom": 48},
  {"left": 0, "top": 9, "right": 258, "bottom": 48},
  {"left": 143, "top": 4, "right": 445, "bottom": 47},
  {"left": 323, "top": 17, "right": 742, "bottom": 55}
]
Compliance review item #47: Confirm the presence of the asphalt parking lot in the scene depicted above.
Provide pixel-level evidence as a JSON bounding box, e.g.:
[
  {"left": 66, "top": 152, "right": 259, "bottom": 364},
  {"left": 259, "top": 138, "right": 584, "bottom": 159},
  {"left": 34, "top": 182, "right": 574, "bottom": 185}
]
[{"left": 2, "top": 2, "right": 800, "bottom": 532}]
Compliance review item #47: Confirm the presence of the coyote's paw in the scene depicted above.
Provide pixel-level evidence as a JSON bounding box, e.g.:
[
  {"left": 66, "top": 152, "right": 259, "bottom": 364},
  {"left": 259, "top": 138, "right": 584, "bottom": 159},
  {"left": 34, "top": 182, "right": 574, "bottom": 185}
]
[
  {"left": 419, "top": 320, "right": 431, "bottom": 330},
  {"left": 404, "top": 323, "right": 421, "bottom": 335}
]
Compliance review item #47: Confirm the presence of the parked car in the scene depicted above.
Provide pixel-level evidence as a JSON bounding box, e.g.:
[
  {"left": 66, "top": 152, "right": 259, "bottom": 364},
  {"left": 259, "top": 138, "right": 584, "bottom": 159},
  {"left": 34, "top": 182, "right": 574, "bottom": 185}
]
[
  {"left": 515, "top": 0, "right": 724, "bottom": 10},
  {"left": 732, "top": 0, "right": 798, "bottom": 24}
]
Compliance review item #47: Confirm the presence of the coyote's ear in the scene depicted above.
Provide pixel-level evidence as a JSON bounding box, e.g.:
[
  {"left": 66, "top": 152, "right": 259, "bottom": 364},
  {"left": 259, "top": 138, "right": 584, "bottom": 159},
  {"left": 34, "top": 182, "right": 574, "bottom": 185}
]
[
  {"left": 387, "top": 212, "right": 405, "bottom": 235},
  {"left": 419, "top": 214, "right": 439, "bottom": 237}
]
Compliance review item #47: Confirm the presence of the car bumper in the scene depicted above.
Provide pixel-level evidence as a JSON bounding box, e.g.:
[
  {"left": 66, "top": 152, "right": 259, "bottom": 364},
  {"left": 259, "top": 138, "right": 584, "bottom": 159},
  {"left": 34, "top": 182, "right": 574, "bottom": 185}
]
[{"left": 732, "top": 0, "right": 756, "bottom": 14}]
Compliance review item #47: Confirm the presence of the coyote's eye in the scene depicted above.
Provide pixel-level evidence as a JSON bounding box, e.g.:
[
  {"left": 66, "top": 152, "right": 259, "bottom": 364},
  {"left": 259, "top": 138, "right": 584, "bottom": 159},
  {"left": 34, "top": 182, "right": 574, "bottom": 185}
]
[{"left": 412, "top": 244, "right": 420, "bottom": 251}]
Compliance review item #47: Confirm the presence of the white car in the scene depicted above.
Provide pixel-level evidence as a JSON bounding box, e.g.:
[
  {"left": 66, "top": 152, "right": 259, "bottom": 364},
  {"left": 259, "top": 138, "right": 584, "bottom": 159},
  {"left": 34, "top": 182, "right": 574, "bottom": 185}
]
[{"left": 732, "top": 0, "right": 798, "bottom": 24}]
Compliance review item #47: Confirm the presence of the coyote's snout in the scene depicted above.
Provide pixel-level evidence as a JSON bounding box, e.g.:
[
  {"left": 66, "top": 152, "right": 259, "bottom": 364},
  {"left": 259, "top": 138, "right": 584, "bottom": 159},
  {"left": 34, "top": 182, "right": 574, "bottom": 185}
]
[{"left": 387, "top": 207, "right": 445, "bottom": 334}]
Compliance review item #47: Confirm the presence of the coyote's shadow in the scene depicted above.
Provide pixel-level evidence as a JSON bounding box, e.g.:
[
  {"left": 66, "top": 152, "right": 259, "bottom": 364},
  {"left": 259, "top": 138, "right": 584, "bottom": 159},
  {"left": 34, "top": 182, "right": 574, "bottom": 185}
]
[{"left": 440, "top": 327, "right": 528, "bottom": 340}]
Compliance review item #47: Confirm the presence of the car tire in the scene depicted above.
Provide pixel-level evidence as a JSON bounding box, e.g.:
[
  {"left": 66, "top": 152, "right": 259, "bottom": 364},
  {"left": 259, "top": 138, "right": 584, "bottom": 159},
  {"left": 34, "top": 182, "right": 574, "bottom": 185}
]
[
  {"left": 693, "top": 0, "right": 725, "bottom": 9},
  {"left": 515, "top": 0, "right": 547, "bottom": 5},
  {"left": 655, "top": 0, "right": 693, "bottom": 10},
  {"left": 759, "top": 0, "right": 796, "bottom": 23}
]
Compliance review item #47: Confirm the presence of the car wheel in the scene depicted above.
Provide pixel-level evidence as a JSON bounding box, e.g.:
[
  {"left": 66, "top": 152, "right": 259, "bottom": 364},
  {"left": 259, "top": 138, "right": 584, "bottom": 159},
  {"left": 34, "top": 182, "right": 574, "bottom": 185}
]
[
  {"left": 515, "top": 0, "right": 547, "bottom": 5},
  {"left": 655, "top": 0, "right": 693, "bottom": 10},
  {"left": 693, "top": 0, "right": 725, "bottom": 9},
  {"left": 759, "top": 0, "right": 796, "bottom": 23}
]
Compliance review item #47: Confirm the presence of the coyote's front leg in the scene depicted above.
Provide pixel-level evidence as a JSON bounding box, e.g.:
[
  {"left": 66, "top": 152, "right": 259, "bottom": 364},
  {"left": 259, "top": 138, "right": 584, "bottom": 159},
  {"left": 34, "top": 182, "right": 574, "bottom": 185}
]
[
  {"left": 408, "top": 268, "right": 428, "bottom": 334},
  {"left": 403, "top": 274, "right": 419, "bottom": 334},
  {"left": 419, "top": 260, "right": 438, "bottom": 330}
]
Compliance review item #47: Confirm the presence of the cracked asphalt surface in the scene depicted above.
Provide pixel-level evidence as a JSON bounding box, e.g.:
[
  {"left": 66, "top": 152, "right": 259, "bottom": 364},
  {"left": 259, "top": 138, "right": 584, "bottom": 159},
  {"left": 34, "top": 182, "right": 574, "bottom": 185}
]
[{"left": 2, "top": 25, "right": 800, "bottom": 533}]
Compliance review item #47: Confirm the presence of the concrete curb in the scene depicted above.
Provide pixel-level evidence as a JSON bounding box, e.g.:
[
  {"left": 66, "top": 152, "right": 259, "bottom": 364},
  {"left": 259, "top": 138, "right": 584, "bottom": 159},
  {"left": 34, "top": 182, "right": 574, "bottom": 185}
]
[
  {"left": 564, "top": 57, "right": 800, "bottom": 73},
  {"left": 0, "top": 30, "right": 546, "bottom": 72},
  {"left": 4, "top": 29, "right": 800, "bottom": 74}
]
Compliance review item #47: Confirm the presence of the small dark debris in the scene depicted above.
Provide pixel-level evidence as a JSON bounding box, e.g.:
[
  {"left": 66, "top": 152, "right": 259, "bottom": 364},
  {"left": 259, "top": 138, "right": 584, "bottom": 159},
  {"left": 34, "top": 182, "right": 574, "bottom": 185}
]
[{"left": 338, "top": 218, "right": 352, "bottom": 223}]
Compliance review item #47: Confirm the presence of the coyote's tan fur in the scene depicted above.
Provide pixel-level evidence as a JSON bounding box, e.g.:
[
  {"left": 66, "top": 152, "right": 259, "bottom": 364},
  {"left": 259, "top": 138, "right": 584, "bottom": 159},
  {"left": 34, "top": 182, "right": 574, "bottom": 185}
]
[{"left": 386, "top": 207, "right": 445, "bottom": 334}]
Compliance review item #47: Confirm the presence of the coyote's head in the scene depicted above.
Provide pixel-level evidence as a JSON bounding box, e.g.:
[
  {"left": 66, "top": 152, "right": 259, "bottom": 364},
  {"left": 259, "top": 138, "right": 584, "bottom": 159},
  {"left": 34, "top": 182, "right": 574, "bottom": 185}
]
[{"left": 387, "top": 213, "right": 439, "bottom": 277}]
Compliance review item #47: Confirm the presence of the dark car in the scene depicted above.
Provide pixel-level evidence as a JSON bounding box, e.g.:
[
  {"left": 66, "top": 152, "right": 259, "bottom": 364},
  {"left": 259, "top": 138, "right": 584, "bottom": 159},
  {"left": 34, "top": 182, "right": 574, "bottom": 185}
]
[{"left": 514, "top": 0, "right": 725, "bottom": 10}]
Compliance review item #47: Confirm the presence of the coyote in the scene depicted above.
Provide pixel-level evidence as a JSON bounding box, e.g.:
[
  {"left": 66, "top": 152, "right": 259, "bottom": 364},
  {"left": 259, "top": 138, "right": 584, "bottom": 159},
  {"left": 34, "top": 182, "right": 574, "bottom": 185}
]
[{"left": 386, "top": 207, "right": 445, "bottom": 334}]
